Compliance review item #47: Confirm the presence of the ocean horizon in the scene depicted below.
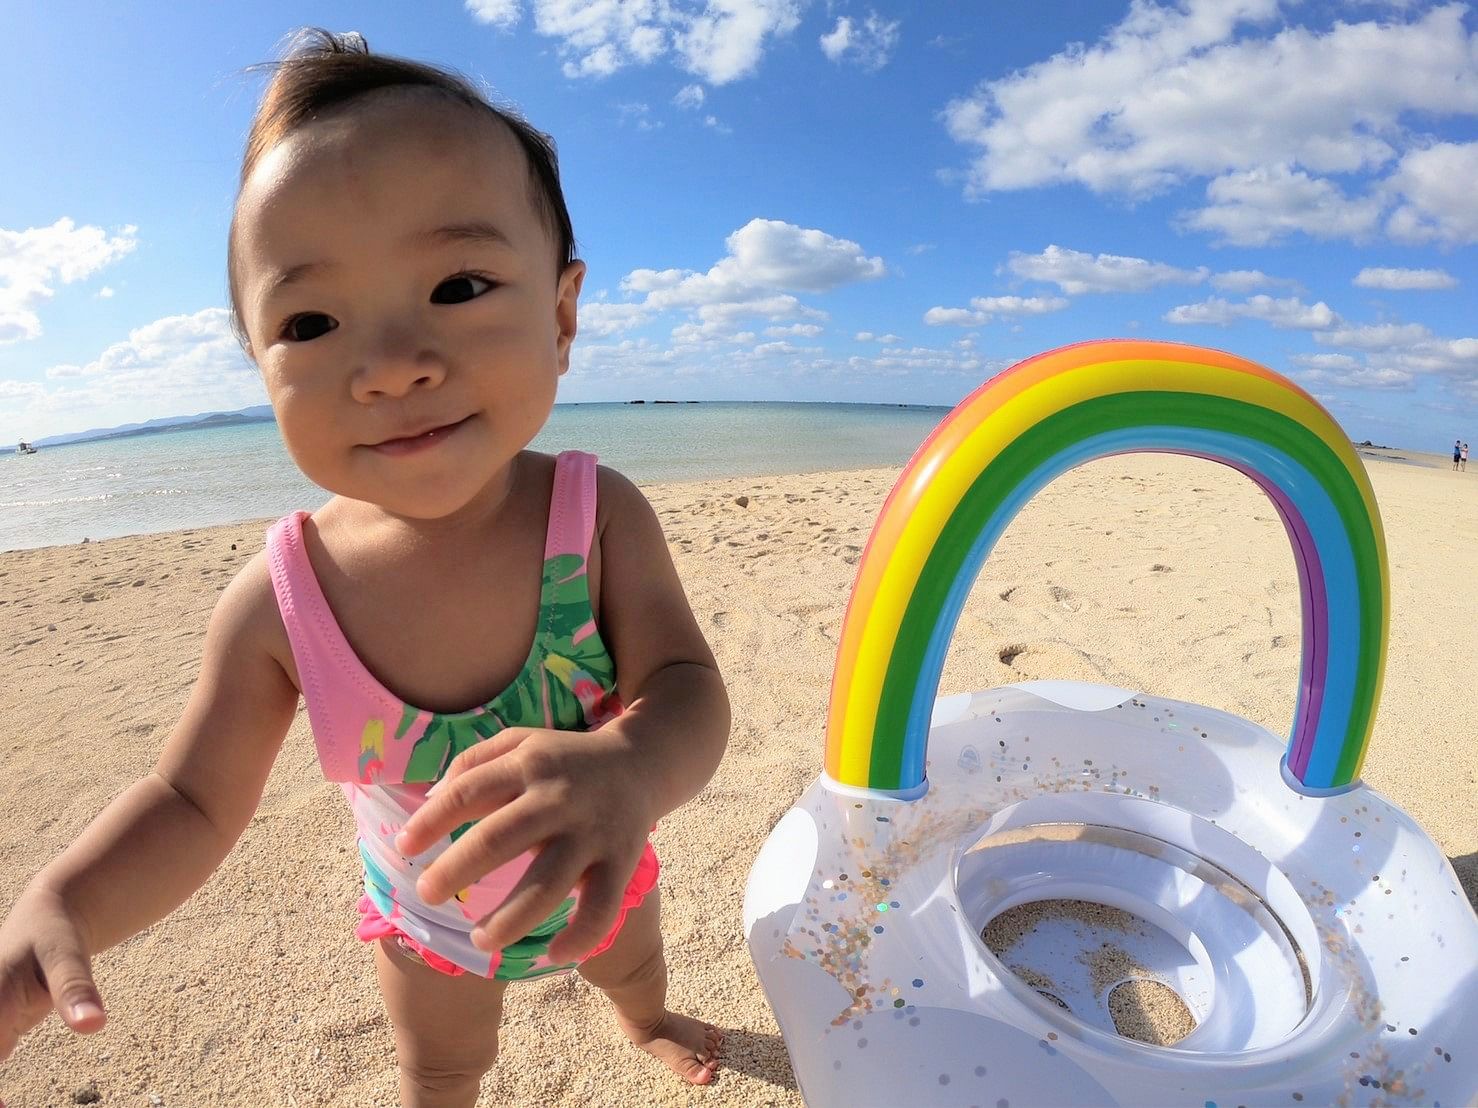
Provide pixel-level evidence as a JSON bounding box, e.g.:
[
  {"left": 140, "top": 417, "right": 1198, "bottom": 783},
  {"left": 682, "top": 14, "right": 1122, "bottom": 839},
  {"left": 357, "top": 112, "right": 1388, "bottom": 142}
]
[{"left": 0, "top": 401, "right": 950, "bottom": 551}]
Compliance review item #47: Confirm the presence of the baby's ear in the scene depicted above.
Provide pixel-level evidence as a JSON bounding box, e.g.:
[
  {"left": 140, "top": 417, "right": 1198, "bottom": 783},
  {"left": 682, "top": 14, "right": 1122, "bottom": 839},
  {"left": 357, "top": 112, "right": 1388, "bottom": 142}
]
[{"left": 555, "top": 259, "right": 587, "bottom": 375}]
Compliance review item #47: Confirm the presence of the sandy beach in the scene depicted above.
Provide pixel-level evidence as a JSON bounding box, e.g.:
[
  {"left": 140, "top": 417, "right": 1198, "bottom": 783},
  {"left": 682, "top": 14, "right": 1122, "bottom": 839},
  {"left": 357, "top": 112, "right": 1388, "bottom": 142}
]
[{"left": 1, "top": 452, "right": 1474, "bottom": 1107}]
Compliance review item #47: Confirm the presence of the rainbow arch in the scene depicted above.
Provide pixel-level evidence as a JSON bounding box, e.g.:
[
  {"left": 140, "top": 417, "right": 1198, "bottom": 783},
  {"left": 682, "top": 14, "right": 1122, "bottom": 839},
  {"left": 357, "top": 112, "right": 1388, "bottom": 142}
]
[{"left": 824, "top": 340, "right": 1388, "bottom": 794}]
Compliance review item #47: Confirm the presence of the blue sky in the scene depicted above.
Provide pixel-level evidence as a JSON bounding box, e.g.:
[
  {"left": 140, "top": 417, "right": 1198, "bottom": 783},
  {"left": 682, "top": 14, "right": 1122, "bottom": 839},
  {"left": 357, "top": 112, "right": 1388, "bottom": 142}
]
[{"left": 2, "top": 0, "right": 1475, "bottom": 450}]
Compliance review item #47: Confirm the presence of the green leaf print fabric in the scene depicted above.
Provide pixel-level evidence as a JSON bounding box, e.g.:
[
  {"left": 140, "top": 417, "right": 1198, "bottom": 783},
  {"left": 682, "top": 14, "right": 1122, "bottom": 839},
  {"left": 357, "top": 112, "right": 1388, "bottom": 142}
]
[{"left": 402, "top": 550, "right": 621, "bottom": 859}]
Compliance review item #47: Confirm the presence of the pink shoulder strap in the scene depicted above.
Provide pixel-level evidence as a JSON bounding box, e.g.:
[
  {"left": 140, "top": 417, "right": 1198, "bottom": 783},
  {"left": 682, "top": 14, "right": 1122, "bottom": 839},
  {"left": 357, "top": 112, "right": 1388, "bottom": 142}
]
[
  {"left": 265, "top": 510, "right": 384, "bottom": 781},
  {"left": 545, "top": 450, "right": 599, "bottom": 562}
]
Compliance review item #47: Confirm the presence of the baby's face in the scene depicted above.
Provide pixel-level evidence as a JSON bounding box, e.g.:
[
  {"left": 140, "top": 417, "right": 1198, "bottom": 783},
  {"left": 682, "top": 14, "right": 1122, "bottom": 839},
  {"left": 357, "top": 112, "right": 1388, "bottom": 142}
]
[{"left": 234, "top": 92, "right": 583, "bottom": 519}]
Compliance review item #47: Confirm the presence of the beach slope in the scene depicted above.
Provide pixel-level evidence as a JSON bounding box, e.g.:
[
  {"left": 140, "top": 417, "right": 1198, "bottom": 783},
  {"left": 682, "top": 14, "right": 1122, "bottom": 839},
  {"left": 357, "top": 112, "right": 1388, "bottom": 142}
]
[{"left": 1, "top": 454, "right": 1473, "bottom": 1106}]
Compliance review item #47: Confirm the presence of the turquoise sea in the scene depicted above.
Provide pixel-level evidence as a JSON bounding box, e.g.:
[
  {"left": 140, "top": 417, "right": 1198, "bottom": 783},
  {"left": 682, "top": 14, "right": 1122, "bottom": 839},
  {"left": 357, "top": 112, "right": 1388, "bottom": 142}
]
[{"left": 0, "top": 402, "right": 949, "bottom": 551}]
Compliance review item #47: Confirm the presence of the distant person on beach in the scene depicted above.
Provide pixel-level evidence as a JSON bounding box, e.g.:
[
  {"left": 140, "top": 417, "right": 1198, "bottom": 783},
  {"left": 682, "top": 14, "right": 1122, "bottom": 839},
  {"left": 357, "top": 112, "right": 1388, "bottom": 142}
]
[
  {"left": 0, "top": 29, "right": 729, "bottom": 1104},
  {"left": 1462, "top": 443, "right": 1469, "bottom": 471},
  {"left": 1455, "top": 440, "right": 1463, "bottom": 470}
]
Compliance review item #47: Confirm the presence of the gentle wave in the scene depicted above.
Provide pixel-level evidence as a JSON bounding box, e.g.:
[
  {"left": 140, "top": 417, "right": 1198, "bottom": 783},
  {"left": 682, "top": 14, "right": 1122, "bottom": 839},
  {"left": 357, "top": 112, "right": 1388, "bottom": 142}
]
[{"left": 1, "top": 403, "right": 948, "bottom": 551}]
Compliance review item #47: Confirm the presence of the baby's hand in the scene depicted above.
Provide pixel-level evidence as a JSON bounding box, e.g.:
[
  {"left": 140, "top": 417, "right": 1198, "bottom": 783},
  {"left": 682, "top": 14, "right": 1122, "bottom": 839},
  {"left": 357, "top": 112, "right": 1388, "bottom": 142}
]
[
  {"left": 395, "top": 726, "right": 655, "bottom": 965},
  {"left": 0, "top": 885, "right": 106, "bottom": 1061}
]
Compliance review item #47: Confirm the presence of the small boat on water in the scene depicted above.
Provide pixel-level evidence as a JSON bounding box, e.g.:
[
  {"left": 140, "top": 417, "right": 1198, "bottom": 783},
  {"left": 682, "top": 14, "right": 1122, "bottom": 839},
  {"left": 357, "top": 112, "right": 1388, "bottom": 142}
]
[{"left": 16, "top": 441, "right": 38, "bottom": 455}]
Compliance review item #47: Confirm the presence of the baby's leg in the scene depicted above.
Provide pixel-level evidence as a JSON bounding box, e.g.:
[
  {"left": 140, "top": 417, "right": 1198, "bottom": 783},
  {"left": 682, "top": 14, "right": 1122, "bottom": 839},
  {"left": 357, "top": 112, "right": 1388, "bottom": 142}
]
[
  {"left": 576, "top": 890, "right": 723, "bottom": 1084},
  {"left": 374, "top": 937, "right": 509, "bottom": 1108}
]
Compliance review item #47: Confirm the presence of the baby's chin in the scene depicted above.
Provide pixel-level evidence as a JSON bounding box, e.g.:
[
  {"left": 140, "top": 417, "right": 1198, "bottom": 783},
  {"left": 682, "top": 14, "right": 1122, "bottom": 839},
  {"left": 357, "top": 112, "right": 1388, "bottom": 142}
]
[{"left": 327, "top": 468, "right": 522, "bottom": 528}]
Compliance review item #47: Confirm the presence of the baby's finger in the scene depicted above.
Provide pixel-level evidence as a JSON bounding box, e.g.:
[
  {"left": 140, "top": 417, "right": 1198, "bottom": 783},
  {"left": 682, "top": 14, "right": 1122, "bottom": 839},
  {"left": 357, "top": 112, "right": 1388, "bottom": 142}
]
[
  {"left": 414, "top": 798, "right": 559, "bottom": 905},
  {"left": 546, "top": 863, "right": 627, "bottom": 965},
  {"left": 439, "top": 726, "right": 531, "bottom": 786},
  {"left": 396, "top": 754, "right": 526, "bottom": 857},
  {"left": 34, "top": 933, "right": 105, "bottom": 1035},
  {"left": 471, "top": 843, "right": 588, "bottom": 953}
]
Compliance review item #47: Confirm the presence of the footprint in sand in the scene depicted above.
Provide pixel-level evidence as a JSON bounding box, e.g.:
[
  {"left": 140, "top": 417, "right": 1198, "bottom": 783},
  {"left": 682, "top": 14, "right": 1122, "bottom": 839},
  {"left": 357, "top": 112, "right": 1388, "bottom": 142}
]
[{"left": 1048, "top": 585, "right": 1080, "bottom": 611}]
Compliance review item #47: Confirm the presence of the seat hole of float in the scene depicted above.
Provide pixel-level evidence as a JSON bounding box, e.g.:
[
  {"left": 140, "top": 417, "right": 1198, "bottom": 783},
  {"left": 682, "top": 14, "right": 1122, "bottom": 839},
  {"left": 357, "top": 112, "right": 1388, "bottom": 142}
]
[
  {"left": 959, "top": 813, "right": 1316, "bottom": 1054},
  {"left": 980, "top": 896, "right": 1207, "bottom": 1047}
]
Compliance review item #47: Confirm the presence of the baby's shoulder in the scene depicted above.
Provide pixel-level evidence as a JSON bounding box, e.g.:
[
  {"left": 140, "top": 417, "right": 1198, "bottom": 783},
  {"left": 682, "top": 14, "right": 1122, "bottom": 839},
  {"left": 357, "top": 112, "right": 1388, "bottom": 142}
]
[
  {"left": 209, "top": 550, "right": 294, "bottom": 676},
  {"left": 593, "top": 462, "right": 655, "bottom": 531}
]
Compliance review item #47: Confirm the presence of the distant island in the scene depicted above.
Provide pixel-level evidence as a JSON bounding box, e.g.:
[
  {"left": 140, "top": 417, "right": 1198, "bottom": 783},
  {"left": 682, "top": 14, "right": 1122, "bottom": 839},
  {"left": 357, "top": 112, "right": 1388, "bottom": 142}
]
[{"left": 34, "top": 405, "right": 277, "bottom": 448}]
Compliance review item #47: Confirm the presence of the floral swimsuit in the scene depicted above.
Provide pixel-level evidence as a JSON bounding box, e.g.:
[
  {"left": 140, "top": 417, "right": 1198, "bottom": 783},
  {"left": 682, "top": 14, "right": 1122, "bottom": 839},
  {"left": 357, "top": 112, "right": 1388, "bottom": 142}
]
[{"left": 265, "top": 451, "right": 659, "bottom": 979}]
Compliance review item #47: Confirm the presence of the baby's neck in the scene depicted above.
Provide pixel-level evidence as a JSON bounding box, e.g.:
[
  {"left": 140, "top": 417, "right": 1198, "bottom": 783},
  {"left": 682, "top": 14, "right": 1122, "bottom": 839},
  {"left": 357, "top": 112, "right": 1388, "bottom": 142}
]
[{"left": 332, "top": 455, "right": 525, "bottom": 547}]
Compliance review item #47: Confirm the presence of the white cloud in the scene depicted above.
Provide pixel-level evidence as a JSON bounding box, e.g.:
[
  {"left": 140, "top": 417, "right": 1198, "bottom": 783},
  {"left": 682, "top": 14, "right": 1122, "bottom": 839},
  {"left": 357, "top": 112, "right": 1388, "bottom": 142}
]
[
  {"left": 97, "top": 286, "right": 115, "bottom": 299},
  {"left": 677, "top": 0, "right": 803, "bottom": 84},
  {"left": 1164, "top": 295, "right": 1338, "bottom": 330},
  {"left": 923, "top": 307, "right": 980, "bottom": 327},
  {"left": 1, "top": 308, "right": 265, "bottom": 443},
  {"left": 465, "top": 0, "right": 521, "bottom": 29},
  {"left": 1210, "top": 269, "right": 1299, "bottom": 294},
  {"left": 521, "top": 0, "right": 803, "bottom": 85},
  {"left": 971, "top": 295, "right": 1068, "bottom": 315},
  {"left": 1353, "top": 266, "right": 1458, "bottom": 290},
  {"left": 1311, "top": 322, "right": 1478, "bottom": 382},
  {"left": 820, "top": 12, "right": 900, "bottom": 70},
  {"left": 844, "top": 342, "right": 997, "bottom": 380},
  {"left": 1007, "top": 245, "right": 1206, "bottom": 295},
  {"left": 941, "top": 3, "right": 1478, "bottom": 245},
  {"left": 617, "top": 102, "right": 660, "bottom": 130},
  {"left": 1293, "top": 352, "right": 1360, "bottom": 372},
  {"left": 674, "top": 84, "right": 706, "bottom": 109},
  {"left": 693, "top": 294, "right": 825, "bottom": 324},
  {"left": 944, "top": 4, "right": 1477, "bottom": 195},
  {"left": 580, "top": 219, "right": 882, "bottom": 358},
  {"left": 1, "top": 218, "right": 138, "bottom": 344},
  {"left": 924, "top": 295, "right": 1069, "bottom": 327},
  {"left": 1179, "top": 164, "right": 1384, "bottom": 245},
  {"left": 625, "top": 219, "right": 884, "bottom": 311},
  {"left": 1315, "top": 322, "right": 1431, "bottom": 351},
  {"left": 1384, "top": 142, "right": 1478, "bottom": 245},
  {"left": 580, "top": 301, "right": 651, "bottom": 337},
  {"left": 1292, "top": 354, "right": 1415, "bottom": 390}
]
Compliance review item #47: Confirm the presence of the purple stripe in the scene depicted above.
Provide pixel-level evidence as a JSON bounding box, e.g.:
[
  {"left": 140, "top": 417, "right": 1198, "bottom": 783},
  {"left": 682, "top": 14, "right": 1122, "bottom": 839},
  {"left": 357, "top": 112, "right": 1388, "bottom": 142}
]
[{"left": 1185, "top": 454, "right": 1326, "bottom": 776}]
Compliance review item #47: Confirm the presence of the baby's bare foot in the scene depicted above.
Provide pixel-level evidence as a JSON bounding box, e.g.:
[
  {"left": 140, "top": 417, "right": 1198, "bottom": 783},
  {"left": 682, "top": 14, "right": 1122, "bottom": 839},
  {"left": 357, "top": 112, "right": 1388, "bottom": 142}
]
[{"left": 615, "top": 1010, "right": 723, "bottom": 1085}]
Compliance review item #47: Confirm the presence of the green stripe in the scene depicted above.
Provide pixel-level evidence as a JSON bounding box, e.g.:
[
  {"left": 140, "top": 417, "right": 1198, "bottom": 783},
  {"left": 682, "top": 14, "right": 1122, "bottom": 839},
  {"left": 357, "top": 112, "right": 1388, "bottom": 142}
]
[{"left": 868, "top": 392, "right": 1383, "bottom": 790}]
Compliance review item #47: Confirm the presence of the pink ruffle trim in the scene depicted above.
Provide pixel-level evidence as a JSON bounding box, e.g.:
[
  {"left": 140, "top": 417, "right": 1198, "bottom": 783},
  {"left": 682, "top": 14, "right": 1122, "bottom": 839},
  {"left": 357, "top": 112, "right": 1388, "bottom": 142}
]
[{"left": 354, "top": 841, "right": 661, "bottom": 978}]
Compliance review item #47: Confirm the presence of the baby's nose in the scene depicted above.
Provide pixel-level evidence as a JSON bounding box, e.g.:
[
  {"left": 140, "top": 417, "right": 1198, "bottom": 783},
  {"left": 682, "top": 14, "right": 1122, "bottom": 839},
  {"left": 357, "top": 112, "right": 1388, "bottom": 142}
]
[{"left": 351, "top": 326, "right": 447, "bottom": 400}]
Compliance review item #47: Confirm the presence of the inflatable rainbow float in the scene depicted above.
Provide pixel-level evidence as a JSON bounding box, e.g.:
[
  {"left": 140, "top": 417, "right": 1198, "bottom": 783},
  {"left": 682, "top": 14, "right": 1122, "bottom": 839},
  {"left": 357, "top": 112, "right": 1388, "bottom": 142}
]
[{"left": 745, "top": 341, "right": 1476, "bottom": 1105}]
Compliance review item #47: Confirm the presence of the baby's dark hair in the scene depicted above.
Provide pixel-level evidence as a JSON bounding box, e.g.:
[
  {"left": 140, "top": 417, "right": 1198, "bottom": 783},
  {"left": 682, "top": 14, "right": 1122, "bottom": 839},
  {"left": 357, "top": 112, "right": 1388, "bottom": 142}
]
[{"left": 227, "top": 28, "right": 576, "bottom": 351}]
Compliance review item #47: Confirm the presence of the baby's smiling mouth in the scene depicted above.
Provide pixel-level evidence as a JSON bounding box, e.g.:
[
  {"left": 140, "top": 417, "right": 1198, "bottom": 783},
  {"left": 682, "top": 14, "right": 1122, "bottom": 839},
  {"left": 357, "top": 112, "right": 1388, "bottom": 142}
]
[{"left": 367, "top": 415, "right": 474, "bottom": 456}]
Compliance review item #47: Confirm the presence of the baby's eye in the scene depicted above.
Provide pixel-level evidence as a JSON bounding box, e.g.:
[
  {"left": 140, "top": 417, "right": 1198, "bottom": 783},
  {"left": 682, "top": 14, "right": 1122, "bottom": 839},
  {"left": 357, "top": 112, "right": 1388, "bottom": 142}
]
[
  {"left": 281, "top": 313, "right": 337, "bottom": 343},
  {"left": 431, "top": 273, "right": 495, "bottom": 305}
]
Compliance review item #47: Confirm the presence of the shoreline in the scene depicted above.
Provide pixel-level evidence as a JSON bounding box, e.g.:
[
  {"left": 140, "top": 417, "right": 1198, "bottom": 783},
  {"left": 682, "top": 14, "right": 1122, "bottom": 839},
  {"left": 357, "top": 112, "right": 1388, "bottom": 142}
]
[{"left": 3, "top": 446, "right": 1465, "bottom": 554}]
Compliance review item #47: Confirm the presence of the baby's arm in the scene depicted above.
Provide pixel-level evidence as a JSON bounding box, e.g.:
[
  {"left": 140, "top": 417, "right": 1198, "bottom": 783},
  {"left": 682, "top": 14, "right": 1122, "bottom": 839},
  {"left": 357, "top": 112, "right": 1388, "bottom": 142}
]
[
  {"left": 0, "top": 554, "right": 299, "bottom": 1057},
  {"left": 588, "top": 465, "right": 731, "bottom": 815},
  {"left": 396, "top": 467, "right": 730, "bottom": 963}
]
